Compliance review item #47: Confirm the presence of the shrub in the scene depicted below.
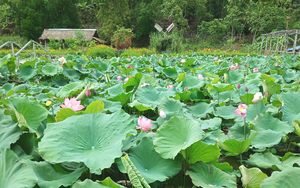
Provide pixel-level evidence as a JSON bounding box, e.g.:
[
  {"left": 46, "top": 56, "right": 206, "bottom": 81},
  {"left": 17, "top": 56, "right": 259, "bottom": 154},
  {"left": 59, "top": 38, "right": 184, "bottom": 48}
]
[
  {"left": 0, "top": 35, "right": 28, "bottom": 49},
  {"left": 48, "top": 38, "right": 62, "bottom": 50},
  {"left": 111, "top": 27, "right": 134, "bottom": 49},
  {"left": 120, "top": 48, "right": 155, "bottom": 58},
  {"left": 85, "top": 45, "right": 116, "bottom": 59}
]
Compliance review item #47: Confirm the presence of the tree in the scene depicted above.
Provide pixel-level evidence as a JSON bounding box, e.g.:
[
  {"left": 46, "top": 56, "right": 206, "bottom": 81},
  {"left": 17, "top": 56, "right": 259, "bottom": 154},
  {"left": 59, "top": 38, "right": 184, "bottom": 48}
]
[{"left": 96, "top": 0, "right": 131, "bottom": 40}]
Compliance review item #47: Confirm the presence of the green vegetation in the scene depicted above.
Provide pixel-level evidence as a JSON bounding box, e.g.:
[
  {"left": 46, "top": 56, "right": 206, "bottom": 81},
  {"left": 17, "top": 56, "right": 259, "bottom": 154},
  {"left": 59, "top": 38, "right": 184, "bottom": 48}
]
[{"left": 1, "top": 0, "right": 300, "bottom": 51}]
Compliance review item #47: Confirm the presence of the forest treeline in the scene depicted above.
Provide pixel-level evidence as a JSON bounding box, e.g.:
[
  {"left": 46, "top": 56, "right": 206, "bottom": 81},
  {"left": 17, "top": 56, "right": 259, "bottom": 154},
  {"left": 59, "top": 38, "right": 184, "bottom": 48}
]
[{"left": 0, "top": 0, "right": 300, "bottom": 47}]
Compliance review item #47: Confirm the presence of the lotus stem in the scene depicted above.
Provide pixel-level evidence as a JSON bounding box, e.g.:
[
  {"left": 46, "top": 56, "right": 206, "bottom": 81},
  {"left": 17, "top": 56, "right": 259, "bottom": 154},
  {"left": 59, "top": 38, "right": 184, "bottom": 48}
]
[{"left": 244, "top": 118, "right": 246, "bottom": 140}]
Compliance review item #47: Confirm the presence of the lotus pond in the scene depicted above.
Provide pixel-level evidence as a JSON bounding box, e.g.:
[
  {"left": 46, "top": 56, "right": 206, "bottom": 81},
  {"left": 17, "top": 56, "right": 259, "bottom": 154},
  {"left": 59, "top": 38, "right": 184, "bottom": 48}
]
[{"left": 1, "top": 53, "right": 300, "bottom": 188}]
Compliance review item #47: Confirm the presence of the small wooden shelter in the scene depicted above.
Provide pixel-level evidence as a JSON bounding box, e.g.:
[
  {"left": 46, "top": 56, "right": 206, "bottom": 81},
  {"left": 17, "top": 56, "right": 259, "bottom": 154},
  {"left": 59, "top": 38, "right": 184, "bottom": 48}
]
[
  {"left": 39, "top": 28, "right": 107, "bottom": 44},
  {"left": 260, "top": 29, "right": 300, "bottom": 55}
]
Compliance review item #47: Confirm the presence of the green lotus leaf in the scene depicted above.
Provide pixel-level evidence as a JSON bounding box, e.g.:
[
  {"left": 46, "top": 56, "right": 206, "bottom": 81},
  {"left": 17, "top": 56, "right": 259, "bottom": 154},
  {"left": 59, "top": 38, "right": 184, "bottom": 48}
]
[
  {"left": 39, "top": 111, "right": 135, "bottom": 174},
  {"left": 212, "top": 161, "right": 233, "bottom": 172},
  {"left": 182, "top": 75, "right": 205, "bottom": 90},
  {"left": 57, "top": 82, "right": 86, "bottom": 98},
  {"left": 122, "top": 72, "right": 143, "bottom": 92},
  {"left": 0, "top": 109, "right": 21, "bottom": 148},
  {"left": 283, "top": 70, "right": 299, "bottom": 82},
  {"left": 183, "top": 141, "right": 220, "bottom": 164},
  {"left": 239, "top": 93, "right": 255, "bottom": 106},
  {"left": 6, "top": 97, "right": 48, "bottom": 132},
  {"left": 108, "top": 83, "right": 124, "bottom": 97},
  {"left": 7, "top": 57, "right": 17, "bottom": 73},
  {"left": 207, "top": 83, "right": 235, "bottom": 93},
  {"left": 163, "top": 67, "right": 178, "bottom": 78},
  {"left": 245, "top": 73, "right": 261, "bottom": 85},
  {"left": 0, "top": 54, "right": 11, "bottom": 68},
  {"left": 214, "top": 105, "right": 239, "bottom": 119},
  {"left": 218, "top": 131, "right": 258, "bottom": 156},
  {"left": 187, "top": 102, "right": 214, "bottom": 118},
  {"left": 200, "top": 117, "right": 222, "bottom": 130},
  {"left": 129, "top": 100, "right": 153, "bottom": 111},
  {"left": 246, "top": 101, "right": 268, "bottom": 122},
  {"left": 0, "top": 148, "right": 38, "bottom": 188},
  {"left": 157, "top": 97, "right": 185, "bottom": 120},
  {"left": 42, "top": 63, "right": 58, "bottom": 76},
  {"left": 63, "top": 68, "right": 81, "bottom": 80},
  {"left": 55, "top": 108, "right": 77, "bottom": 122},
  {"left": 135, "top": 86, "right": 176, "bottom": 109},
  {"left": 29, "top": 161, "right": 86, "bottom": 188},
  {"left": 99, "top": 177, "right": 125, "bottom": 188},
  {"left": 261, "top": 80, "right": 281, "bottom": 96},
  {"left": 154, "top": 116, "right": 204, "bottom": 159},
  {"left": 251, "top": 113, "right": 293, "bottom": 148},
  {"left": 186, "top": 162, "right": 236, "bottom": 188},
  {"left": 85, "top": 97, "right": 122, "bottom": 112},
  {"left": 121, "top": 154, "right": 151, "bottom": 188},
  {"left": 239, "top": 165, "right": 267, "bottom": 188},
  {"left": 281, "top": 92, "right": 300, "bottom": 125},
  {"left": 85, "top": 100, "right": 104, "bottom": 114},
  {"left": 249, "top": 152, "right": 281, "bottom": 169},
  {"left": 108, "top": 92, "right": 131, "bottom": 106},
  {"left": 73, "top": 179, "right": 110, "bottom": 188},
  {"left": 129, "top": 137, "right": 181, "bottom": 183},
  {"left": 228, "top": 70, "right": 243, "bottom": 84},
  {"left": 261, "top": 167, "right": 300, "bottom": 188},
  {"left": 17, "top": 65, "right": 37, "bottom": 81},
  {"left": 249, "top": 152, "right": 300, "bottom": 170}
]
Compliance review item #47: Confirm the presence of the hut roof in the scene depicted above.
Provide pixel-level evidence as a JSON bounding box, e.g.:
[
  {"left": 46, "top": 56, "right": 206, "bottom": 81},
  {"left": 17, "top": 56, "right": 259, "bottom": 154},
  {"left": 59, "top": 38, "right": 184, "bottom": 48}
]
[{"left": 39, "top": 29, "right": 102, "bottom": 42}]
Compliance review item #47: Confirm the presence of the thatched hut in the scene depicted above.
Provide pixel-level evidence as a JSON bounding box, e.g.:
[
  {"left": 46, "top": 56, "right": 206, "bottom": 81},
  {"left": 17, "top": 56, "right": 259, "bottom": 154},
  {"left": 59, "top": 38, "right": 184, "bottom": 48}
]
[{"left": 39, "top": 28, "right": 107, "bottom": 45}]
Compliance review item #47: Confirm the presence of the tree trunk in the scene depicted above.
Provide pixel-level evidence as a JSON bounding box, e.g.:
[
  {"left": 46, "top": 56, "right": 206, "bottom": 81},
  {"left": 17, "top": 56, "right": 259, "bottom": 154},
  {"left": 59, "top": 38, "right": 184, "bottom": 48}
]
[{"left": 252, "top": 29, "right": 257, "bottom": 44}]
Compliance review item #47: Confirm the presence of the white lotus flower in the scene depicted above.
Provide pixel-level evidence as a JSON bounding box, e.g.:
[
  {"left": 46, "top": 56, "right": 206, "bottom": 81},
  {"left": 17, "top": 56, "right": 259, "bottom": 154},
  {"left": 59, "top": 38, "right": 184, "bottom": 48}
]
[
  {"left": 58, "top": 57, "right": 67, "bottom": 64},
  {"left": 252, "top": 92, "right": 263, "bottom": 103},
  {"left": 159, "top": 110, "right": 166, "bottom": 119}
]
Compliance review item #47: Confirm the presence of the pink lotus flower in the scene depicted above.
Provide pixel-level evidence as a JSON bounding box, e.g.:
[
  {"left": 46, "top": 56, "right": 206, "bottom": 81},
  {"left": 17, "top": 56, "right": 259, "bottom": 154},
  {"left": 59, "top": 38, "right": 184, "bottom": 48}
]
[
  {"left": 184, "top": 86, "right": 188, "bottom": 90},
  {"left": 167, "top": 85, "right": 174, "bottom": 89},
  {"left": 141, "top": 83, "right": 150, "bottom": 87},
  {"left": 230, "top": 65, "right": 236, "bottom": 70},
  {"left": 159, "top": 110, "right": 166, "bottom": 119},
  {"left": 82, "top": 65, "right": 84, "bottom": 69},
  {"left": 275, "top": 63, "right": 278, "bottom": 67},
  {"left": 181, "top": 59, "right": 186, "bottom": 63},
  {"left": 136, "top": 116, "right": 154, "bottom": 131},
  {"left": 265, "top": 91, "right": 268, "bottom": 96},
  {"left": 214, "top": 57, "right": 218, "bottom": 61},
  {"left": 252, "top": 92, "right": 263, "bottom": 102},
  {"left": 248, "top": 54, "right": 250, "bottom": 56},
  {"left": 124, "top": 77, "right": 129, "bottom": 82},
  {"left": 60, "top": 97, "right": 85, "bottom": 112},
  {"left": 117, "top": 76, "right": 122, "bottom": 82},
  {"left": 86, "top": 90, "right": 91, "bottom": 97},
  {"left": 253, "top": 68, "right": 259, "bottom": 73},
  {"left": 198, "top": 74, "right": 204, "bottom": 80},
  {"left": 234, "top": 104, "right": 248, "bottom": 119}
]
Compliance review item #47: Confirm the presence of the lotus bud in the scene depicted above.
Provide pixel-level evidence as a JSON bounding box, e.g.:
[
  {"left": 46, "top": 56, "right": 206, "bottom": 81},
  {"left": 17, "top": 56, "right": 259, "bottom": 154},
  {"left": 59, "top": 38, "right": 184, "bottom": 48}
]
[
  {"left": 93, "top": 90, "right": 97, "bottom": 95},
  {"left": 265, "top": 92, "right": 268, "bottom": 96},
  {"left": 35, "top": 80, "right": 38, "bottom": 84},
  {"left": 245, "top": 87, "right": 248, "bottom": 92},
  {"left": 86, "top": 90, "right": 91, "bottom": 97},
  {"left": 244, "top": 73, "right": 246, "bottom": 77},
  {"left": 25, "top": 86, "right": 28, "bottom": 90},
  {"left": 159, "top": 110, "right": 166, "bottom": 119},
  {"left": 158, "top": 80, "right": 160, "bottom": 83},
  {"left": 237, "top": 84, "right": 241, "bottom": 89}
]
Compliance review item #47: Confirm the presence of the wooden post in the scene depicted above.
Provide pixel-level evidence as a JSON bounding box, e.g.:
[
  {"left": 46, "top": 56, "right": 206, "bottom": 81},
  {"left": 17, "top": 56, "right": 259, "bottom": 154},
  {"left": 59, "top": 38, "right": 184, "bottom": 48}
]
[
  {"left": 269, "top": 35, "right": 273, "bottom": 55},
  {"left": 293, "top": 30, "right": 298, "bottom": 55},
  {"left": 280, "top": 34, "right": 284, "bottom": 53},
  {"left": 264, "top": 36, "right": 269, "bottom": 55},
  {"left": 260, "top": 36, "right": 265, "bottom": 55},
  {"left": 284, "top": 32, "right": 288, "bottom": 55},
  {"left": 275, "top": 35, "right": 279, "bottom": 54}
]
